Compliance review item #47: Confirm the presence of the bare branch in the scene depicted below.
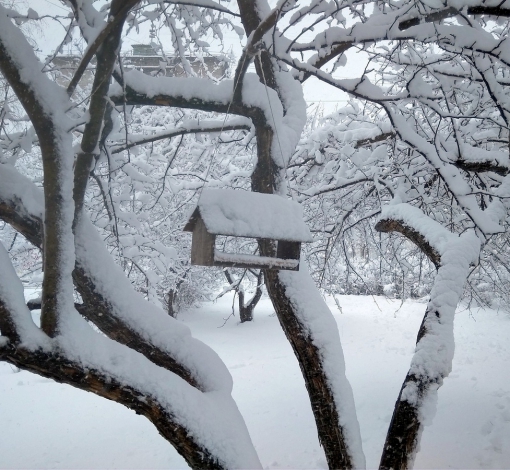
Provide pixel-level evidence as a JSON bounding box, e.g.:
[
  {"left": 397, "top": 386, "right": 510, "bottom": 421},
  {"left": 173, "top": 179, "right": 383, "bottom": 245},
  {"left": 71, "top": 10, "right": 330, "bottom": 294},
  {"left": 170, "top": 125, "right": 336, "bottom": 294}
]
[{"left": 111, "top": 122, "right": 250, "bottom": 154}]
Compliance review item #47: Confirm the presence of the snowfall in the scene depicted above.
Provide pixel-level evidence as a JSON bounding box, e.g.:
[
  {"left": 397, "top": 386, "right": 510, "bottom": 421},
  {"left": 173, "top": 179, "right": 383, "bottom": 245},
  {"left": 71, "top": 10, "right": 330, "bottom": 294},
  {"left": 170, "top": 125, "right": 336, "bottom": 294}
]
[{"left": 1, "top": 292, "right": 509, "bottom": 469}]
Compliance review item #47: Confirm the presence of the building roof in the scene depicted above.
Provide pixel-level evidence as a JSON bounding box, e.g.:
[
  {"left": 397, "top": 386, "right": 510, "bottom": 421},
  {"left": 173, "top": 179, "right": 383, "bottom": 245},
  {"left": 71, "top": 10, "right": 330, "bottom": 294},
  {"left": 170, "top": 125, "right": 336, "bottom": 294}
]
[{"left": 184, "top": 189, "right": 312, "bottom": 242}]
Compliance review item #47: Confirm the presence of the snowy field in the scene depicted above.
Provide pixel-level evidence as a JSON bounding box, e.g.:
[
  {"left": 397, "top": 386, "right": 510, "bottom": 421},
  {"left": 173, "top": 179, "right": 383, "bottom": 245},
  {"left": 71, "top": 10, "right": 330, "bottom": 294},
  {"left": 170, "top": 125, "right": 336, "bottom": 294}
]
[{"left": 1, "top": 293, "right": 509, "bottom": 469}]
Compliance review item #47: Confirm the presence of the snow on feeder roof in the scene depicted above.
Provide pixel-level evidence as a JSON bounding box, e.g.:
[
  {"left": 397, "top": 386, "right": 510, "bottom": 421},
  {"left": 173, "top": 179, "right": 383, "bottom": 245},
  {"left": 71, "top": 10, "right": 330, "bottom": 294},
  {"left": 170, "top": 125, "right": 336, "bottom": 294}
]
[
  {"left": 184, "top": 189, "right": 312, "bottom": 241},
  {"left": 184, "top": 189, "right": 312, "bottom": 271}
]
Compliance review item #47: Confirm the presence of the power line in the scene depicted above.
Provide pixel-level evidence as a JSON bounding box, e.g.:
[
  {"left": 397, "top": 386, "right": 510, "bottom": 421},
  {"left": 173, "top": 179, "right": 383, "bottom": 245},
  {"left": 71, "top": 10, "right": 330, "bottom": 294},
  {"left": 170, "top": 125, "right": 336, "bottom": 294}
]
[
  {"left": 40, "top": 0, "right": 69, "bottom": 13},
  {"left": 305, "top": 100, "right": 349, "bottom": 103}
]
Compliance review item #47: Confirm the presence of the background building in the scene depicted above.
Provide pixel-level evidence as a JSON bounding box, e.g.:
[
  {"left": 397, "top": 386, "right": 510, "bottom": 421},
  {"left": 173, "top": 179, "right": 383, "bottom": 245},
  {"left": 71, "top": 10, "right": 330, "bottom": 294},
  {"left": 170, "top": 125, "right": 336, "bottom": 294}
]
[{"left": 51, "top": 44, "right": 229, "bottom": 87}]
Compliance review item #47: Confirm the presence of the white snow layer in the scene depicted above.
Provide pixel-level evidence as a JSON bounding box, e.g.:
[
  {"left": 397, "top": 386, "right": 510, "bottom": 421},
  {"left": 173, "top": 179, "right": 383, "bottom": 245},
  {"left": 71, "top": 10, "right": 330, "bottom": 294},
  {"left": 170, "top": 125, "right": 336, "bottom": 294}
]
[
  {"left": 195, "top": 189, "right": 312, "bottom": 242},
  {"left": 0, "top": 8, "right": 77, "bottom": 324},
  {"left": 0, "top": 241, "right": 49, "bottom": 348},
  {"left": 278, "top": 268, "right": 366, "bottom": 469},
  {"left": 378, "top": 203, "right": 454, "bottom": 255},
  {"left": 407, "top": 231, "right": 480, "bottom": 383},
  {"left": 214, "top": 251, "right": 299, "bottom": 269}
]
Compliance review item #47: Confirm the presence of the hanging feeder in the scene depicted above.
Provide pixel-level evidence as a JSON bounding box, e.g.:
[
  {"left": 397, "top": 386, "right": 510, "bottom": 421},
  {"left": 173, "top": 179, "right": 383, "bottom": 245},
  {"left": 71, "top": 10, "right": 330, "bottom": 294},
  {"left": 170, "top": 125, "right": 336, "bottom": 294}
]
[{"left": 184, "top": 189, "right": 312, "bottom": 271}]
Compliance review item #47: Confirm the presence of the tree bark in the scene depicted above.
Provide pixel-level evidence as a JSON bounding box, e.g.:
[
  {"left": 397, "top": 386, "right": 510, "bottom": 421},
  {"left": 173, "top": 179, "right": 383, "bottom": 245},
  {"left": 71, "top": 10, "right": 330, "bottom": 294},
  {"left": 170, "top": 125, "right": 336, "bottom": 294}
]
[
  {"left": 167, "top": 289, "right": 178, "bottom": 318},
  {"left": 251, "top": 125, "right": 357, "bottom": 467},
  {"left": 264, "top": 265, "right": 355, "bottom": 469}
]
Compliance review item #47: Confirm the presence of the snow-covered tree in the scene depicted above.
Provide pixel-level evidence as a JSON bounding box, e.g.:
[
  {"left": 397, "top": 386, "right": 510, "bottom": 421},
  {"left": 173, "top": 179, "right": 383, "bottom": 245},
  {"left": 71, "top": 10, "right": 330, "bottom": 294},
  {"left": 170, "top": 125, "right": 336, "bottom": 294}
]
[{"left": 1, "top": 1, "right": 509, "bottom": 469}]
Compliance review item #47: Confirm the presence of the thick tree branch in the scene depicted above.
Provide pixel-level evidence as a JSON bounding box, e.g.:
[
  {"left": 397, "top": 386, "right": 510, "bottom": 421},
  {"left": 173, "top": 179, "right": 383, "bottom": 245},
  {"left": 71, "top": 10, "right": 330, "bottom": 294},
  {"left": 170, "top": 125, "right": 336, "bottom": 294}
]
[
  {"left": 110, "top": 83, "right": 270, "bottom": 128},
  {"left": 0, "top": 343, "right": 225, "bottom": 469},
  {"left": 0, "top": 14, "right": 74, "bottom": 337},
  {"left": 380, "top": 233, "right": 480, "bottom": 469},
  {"left": 456, "top": 158, "right": 510, "bottom": 176},
  {"left": 232, "top": 4, "right": 282, "bottom": 101},
  {"left": 71, "top": 262, "right": 202, "bottom": 390},
  {"left": 399, "top": 6, "right": 510, "bottom": 31},
  {"left": 73, "top": 0, "right": 136, "bottom": 222},
  {"left": 237, "top": 0, "right": 279, "bottom": 92},
  {"left": 375, "top": 218, "right": 441, "bottom": 269}
]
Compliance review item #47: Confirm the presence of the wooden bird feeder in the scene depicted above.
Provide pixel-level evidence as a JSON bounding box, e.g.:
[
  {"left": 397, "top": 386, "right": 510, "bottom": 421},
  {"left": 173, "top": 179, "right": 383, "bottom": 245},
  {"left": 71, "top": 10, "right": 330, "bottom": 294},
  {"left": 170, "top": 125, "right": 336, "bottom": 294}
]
[{"left": 183, "top": 189, "right": 312, "bottom": 271}]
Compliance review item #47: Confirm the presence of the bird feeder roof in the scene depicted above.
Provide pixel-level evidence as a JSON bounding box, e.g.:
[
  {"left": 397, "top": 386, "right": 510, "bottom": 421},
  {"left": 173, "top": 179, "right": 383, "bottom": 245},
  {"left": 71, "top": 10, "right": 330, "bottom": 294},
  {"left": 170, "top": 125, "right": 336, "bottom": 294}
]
[{"left": 184, "top": 189, "right": 312, "bottom": 242}]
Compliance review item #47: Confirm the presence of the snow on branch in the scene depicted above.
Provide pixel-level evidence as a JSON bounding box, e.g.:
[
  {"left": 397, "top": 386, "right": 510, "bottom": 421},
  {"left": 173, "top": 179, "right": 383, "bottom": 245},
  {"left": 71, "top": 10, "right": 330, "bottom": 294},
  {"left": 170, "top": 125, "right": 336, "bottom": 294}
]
[
  {"left": 110, "top": 70, "right": 303, "bottom": 168},
  {"left": 109, "top": 70, "right": 234, "bottom": 110},
  {"left": 456, "top": 144, "right": 510, "bottom": 176},
  {"left": 0, "top": 241, "right": 48, "bottom": 346},
  {"left": 384, "top": 106, "right": 505, "bottom": 236},
  {"left": 162, "top": 0, "right": 240, "bottom": 17},
  {"left": 375, "top": 203, "right": 454, "bottom": 269},
  {"left": 381, "top": 230, "right": 481, "bottom": 468},
  {"left": 54, "top": 305, "right": 261, "bottom": 469},
  {"left": 277, "top": 268, "right": 365, "bottom": 469},
  {"left": 0, "top": 7, "right": 71, "bottom": 127}
]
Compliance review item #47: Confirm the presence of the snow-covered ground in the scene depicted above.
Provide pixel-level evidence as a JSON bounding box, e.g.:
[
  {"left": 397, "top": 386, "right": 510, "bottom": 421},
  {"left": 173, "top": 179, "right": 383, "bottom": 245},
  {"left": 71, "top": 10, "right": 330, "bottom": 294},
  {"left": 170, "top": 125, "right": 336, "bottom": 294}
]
[{"left": 1, "top": 294, "right": 509, "bottom": 469}]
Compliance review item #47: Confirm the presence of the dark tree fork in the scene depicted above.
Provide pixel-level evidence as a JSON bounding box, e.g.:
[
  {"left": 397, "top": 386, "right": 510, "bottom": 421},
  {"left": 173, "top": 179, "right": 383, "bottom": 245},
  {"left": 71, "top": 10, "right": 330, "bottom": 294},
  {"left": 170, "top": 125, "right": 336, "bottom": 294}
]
[{"left": 1, "top": 1, "right": 509, "bottom": 469}]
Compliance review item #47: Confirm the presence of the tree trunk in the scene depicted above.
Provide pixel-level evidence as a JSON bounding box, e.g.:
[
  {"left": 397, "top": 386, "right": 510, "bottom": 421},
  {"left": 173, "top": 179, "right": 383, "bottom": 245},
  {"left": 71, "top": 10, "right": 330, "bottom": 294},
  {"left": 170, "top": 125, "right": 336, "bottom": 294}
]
[
  {"left": 379, "top": 334, "right": 433, "bottom": 469},
  {"left": 378, "top": 225, "right": 480, "bottom": 469},
  {"left": 248, "top": 104, "right": 360, "bottom": 464},
  {"left": 264, "top": 265, "right": 355, "bottom": 469},
  {"left": 239, "top": 303, "right": 253, "bottom": 323},
  {"left": 224, "top": 269, "right": 263, "bottom": 323},
  {"left": 250, "top": 108, "right": 359, "bottom": 468},
  {"left": 167, "top": 289, "right": 177, "bottom": 318}
]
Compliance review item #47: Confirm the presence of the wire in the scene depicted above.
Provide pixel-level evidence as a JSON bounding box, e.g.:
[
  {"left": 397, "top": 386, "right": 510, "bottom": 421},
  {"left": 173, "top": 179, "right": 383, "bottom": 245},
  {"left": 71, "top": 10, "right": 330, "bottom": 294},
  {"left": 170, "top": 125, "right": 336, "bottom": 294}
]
[
  {"left": 256, "top": 52, "right": 290, "bottom": 196},
  {"left": 40, "top": 0, "right": 69, "bottom": 12},
  {"left": 305, "top": 99, "right": 349, "bottom": 103}
]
